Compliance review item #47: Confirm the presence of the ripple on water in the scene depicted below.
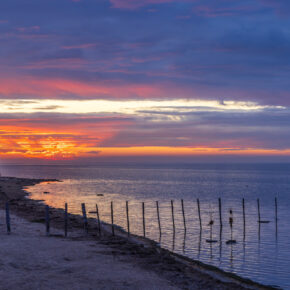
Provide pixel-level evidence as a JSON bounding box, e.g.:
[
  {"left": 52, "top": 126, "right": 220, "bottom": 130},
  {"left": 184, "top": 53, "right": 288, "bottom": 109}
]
[{"left": 3, "top": 164, "right": 290, "bottom": 289}]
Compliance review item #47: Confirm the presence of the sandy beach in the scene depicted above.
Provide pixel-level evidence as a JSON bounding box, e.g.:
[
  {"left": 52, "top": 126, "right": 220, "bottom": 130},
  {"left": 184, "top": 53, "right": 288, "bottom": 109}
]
[
  {"left": 0, "top": 177, "right": 271, "bottom": 290},
  {"left": 0, "top": 209, "right": 179, "bottom": 290}
]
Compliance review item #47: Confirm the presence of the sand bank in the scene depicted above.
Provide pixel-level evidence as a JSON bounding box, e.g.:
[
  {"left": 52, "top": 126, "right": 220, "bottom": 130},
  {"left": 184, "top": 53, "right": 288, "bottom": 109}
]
[{"left": 0, "top": 177, "right": 273, "bottom": 290}]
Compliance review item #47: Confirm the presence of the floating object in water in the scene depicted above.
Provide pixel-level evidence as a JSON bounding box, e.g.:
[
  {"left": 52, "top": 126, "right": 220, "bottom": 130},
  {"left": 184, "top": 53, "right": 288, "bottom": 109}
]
[
  {"left": 208, "top": 220, "right": 214, "bottom": 226},
  {"left": 258, "top": 220, "right": 270, "bottom": 223},
  {"left": 96, "top": 193, "right": 104, "bottom": 196},
  {"left": 43, "top": 191, "right": 50, "bottom": 194},
  {"left": 228, "top": 208, "right": 236, "bottom": 242},
  {"left": 206, "top": 239, "right": 218, "bottom": 243},
  {"left": 226, "top": 239, "right": 237, "bottom": 245}
]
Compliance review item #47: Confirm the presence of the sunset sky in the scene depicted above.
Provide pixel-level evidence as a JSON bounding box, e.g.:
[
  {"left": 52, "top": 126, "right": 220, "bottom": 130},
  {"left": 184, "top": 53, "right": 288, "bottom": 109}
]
[{"left": 1, "top": 0, "right": 290, "bottom": 163}]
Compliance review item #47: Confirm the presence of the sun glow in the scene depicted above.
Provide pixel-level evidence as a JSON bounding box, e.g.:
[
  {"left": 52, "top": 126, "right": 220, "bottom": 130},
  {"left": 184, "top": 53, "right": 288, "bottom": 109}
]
[
  {"left": 0, "top": 99, "right": 288, "bottom": 161},
  {"left": 2, "top": 139, "right": 290, "bottom": 161}
]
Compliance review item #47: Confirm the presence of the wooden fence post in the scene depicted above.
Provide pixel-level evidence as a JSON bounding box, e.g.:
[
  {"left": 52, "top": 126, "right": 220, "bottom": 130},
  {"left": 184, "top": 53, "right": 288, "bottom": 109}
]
[
  {"left": 64, "top": 203, "right": 68, "bottom": 237},
  {"left": 257, "top": 198, "right": 261, "bottom": 223},
  {"left": 156, "top": 201, "right": 161, "bottom": 236},
  {"left": 242, "top": 198, "right": 246, "bottom": 239},
  {"left": 171, "top": 200, "right": 175, "bottom": 233},
  {"left": 126, "top": 201, "right": 130, "bottom": 236},
  {"left": 197, "top": 198, "right": 202, "bottom": 230},
  {"left": 218, "top": 198, "right": 222, "bottom": 228},
  {"left": 111, "top": 201, "right": 115, "bottom": 236},
  {"left": 142, "top": 202, "right": 146, "bottom": 237},
  {"left": 96, "top": 203, "right": 101, "bottom": 236},
  {"left": 81, "top": 203, "right": 88, "bottom": 235},
  {"left": 181, "top": 199, "right": 186, "bottom": 232}
]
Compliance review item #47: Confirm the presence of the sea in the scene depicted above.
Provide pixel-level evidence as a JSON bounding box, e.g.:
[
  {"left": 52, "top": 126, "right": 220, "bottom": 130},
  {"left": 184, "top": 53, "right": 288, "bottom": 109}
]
[{"left": 1, "top": 163, "right": 289, "bottom": 289}]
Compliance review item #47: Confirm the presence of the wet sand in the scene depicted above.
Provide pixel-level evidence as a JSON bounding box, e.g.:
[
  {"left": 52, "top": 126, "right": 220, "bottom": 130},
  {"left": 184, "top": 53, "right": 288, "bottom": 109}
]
[{"left": 0, "top": 177, "right": 273, "bottom": 290}]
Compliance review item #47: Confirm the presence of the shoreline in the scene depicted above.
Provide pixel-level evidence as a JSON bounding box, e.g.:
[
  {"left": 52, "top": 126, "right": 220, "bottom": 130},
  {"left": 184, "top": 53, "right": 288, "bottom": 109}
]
[{"left": 0, "top": 177, "right": 275, "bottom": 290}]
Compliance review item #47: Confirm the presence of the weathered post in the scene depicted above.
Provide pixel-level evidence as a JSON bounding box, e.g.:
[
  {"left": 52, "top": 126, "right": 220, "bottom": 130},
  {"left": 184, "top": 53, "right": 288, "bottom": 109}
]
[
  {"left": 197, "top": 198, "right": 202, "bottom": 230},
  {"left": 171, "top": 200, "right": 175, "bottom": 233},
  {"left": 96, "top": 203, "right": 101, "bottom": 236},
  {"left": 218, "top": 198, "right": 222, "bottom": 228},
  {"left": 181, "top": 199, "right": 186, "bottom": 232},
  {"left": 257, "top": 198, "right": 269, "bottom": 224},
  {"left": 230, "top": 209, "right": 233, "bottom": 241},
  {"left": 142, "top": 202, "right": 146, "bottom": 237},
  {"left": 242, "top": 198, "right": 246, "bottom": 239},
  {"left": 156, "top": 201, "right": 162, "bottom": 236},
  {"left": 81, "top": 203, "right": 88, "bottom": 235},
  {"left": 64, "top": 203, "right": 68, "bottom": 237},
  {"left": 45, "top": 205, "right": 50, "bottom": 236},
  {"left": 126, "top": 201, "right": 130, "bottom": 236},
  {"left": 111, "top": 201, "right": 115, "bottom": 236},
  {"left": 182, "top": 230, "right": 186, "bottom": 253},
  {"left": 257, "top": 198, "right": 261, "bottom": 223},
  {"left": 5, "top": 202, "right": 10, "bottom": 234}
]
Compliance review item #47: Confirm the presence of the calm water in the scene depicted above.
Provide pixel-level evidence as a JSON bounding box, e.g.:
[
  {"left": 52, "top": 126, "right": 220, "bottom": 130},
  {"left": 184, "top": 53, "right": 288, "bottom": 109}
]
[{"left": 1, "top": 163, "right": 290, "bottom": 289}]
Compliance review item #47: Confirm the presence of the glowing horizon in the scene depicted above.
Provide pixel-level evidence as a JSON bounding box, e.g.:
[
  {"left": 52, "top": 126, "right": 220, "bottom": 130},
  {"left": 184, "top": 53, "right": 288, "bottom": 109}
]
[{"left": 0, "top": 100, "right": 290, "bottom": 161}]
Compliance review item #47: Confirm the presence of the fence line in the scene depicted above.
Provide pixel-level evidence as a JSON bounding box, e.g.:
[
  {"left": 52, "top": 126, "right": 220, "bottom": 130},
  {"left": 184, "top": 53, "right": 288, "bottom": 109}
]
[{"left": 1, "top": 198, "right": 278, "bottom": 245}]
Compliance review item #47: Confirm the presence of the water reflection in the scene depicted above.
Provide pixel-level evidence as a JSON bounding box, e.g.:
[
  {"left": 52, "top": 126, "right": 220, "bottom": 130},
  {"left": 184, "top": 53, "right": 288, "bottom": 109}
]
[
  {"left": 243, "top": 240, "right": 246, "bottom": 264},
  {"left": 198, "top": 230, "right": 202, "bottom": 259},
  {"left": 182, "top": 230, "right": 186, "bottom": 253},
  {"left": 22, "top": 165, "right": 290, "bottom": 290},
  {"left": 172, "top": 231, "right": 175, "bottom": 251},
  {"left": 219, "top": 227, "right": 222, "bottom": 263},
  {"left": 229, "top": 243, "right": 234, "bottom": 270},
  {"left": 209, "top": 239, "right": 213, "bottom": 260},
  {"left": 242, "top": 198, "right": 246, "bottom": 242}
]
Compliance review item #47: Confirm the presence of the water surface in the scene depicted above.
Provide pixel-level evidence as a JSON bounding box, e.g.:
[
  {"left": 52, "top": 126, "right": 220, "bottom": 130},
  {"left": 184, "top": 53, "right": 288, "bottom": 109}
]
[{"left": 1, "top": 163, "right": 289, "bottom": 289}]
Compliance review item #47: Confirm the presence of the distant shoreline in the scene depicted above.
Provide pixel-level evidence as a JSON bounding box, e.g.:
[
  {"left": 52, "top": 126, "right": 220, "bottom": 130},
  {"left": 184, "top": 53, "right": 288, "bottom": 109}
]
[{"left": 0, "top": 176, "right": 274, "bottom": 290}]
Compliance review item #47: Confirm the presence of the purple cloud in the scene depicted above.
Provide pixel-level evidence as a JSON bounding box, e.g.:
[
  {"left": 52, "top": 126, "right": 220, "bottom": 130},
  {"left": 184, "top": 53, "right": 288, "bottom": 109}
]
[
  {"left": 109, "top": 0, "right": 186, "bottom": 9},
  {"left": 259, "top": 0, "right": 290, "bottom": 15}
]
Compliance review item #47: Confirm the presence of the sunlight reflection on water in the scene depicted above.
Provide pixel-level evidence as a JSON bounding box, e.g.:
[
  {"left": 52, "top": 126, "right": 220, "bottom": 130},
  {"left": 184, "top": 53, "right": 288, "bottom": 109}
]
[{"left": 2, "top": 163, "right": 290, "bottom": 289}]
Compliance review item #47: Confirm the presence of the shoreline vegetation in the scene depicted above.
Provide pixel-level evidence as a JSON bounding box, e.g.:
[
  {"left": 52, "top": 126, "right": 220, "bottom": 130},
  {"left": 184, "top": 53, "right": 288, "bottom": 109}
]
[{"left": 0, "top": 177, "right": 274, "bottom": 289}]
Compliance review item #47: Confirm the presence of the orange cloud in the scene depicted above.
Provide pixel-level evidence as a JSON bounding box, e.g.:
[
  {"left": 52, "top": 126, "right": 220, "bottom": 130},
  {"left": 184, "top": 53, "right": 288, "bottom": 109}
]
[
  {"left": 1, "top": 123, "right": 290, "bottom": 162},
  {"left": 0, "top": 116, "right": 133, "bottom": 160}
]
